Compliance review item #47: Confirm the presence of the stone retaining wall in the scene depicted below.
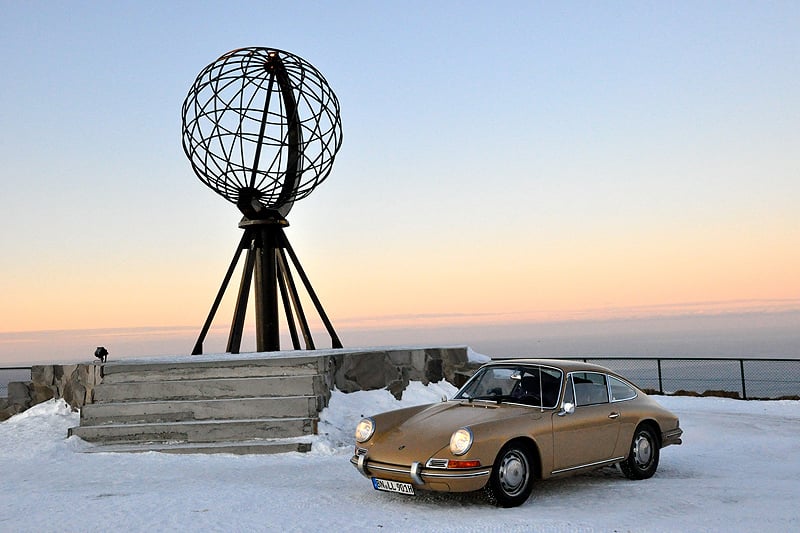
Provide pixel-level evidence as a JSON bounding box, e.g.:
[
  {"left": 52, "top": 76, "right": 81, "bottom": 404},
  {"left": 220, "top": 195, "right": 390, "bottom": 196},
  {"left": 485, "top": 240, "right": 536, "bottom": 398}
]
[
  {"left": 1, "top": 346, "right": 483, "bottom": 420},
  {"left": 329, "top": 346, "right": 482, "bottom": 398},
  {"left": 0, "top": 364, "right": 102, "bottom": 420}
]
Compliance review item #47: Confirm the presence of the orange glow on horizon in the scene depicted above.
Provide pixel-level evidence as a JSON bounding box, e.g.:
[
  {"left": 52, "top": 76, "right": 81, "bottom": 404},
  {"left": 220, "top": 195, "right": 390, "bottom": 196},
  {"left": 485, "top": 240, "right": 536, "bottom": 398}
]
[{"left": 1, "top": 217, "right": 797, "bottom": 334}]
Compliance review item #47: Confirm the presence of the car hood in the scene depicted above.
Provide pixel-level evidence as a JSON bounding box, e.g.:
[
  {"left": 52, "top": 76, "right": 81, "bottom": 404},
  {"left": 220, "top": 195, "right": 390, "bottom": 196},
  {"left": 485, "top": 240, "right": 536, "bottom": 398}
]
[{"left": 364, "top": 400, "right": 544, "bottom": 464}]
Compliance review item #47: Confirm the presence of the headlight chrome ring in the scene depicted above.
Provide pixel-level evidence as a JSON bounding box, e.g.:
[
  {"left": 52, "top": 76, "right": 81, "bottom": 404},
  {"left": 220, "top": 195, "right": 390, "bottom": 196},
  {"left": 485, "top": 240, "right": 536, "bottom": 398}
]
[
  {"left": 450, "top": 427, "right": 474, "bottom": 456},
  {"left": 355, "top": 417, "right": 376, "bottom": 443}
]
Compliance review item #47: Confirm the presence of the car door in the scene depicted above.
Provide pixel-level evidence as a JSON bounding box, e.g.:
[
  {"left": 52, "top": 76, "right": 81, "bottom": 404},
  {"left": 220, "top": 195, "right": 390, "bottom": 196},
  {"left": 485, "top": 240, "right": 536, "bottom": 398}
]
[{"left": 551, "top": 372, "right": 622, "bottom": 473}]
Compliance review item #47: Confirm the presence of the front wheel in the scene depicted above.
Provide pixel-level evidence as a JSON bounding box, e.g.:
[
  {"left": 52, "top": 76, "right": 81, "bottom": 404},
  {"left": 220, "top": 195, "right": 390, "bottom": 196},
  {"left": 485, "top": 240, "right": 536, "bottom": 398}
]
[
  {"left": 620, "top": 425, "right": 660, "bottom": 480},
  {"left": 485, "top": 443, "right": 534, "bottom": 507}
]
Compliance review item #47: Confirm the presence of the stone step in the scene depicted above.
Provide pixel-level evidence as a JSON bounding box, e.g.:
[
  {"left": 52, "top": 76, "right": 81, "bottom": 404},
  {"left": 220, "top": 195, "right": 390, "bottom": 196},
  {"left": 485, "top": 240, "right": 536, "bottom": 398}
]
[
  {"left": 69, "top": 417, "right": 316, "bottom": 444},
  {"left": 79, "top": 440, "right": 313, "bottom": 455},
  {"left": 93, "top": 375, "right": 326, "bottom": 403},
  {"left": 101, "top": 355, "right": 330, "bottom": 384},
  {"left": 80, "top": 396, "right": 320, "bottom": 425}
]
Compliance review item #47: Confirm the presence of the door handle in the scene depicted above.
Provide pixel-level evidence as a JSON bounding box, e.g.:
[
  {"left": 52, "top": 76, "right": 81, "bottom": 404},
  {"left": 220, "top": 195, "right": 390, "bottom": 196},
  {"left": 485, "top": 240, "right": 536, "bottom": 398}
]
[{"left": 608, "top": 412, "right": 620, "bottom": 419}]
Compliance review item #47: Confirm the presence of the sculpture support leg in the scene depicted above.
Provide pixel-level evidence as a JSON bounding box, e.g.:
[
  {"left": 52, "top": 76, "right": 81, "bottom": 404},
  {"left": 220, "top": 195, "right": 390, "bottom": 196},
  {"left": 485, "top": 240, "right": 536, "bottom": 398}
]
[
  {"left": 254, "top": 227, "right": 280, "bottom": 352},
  {"left": 192, "top": 233, "right": 250, "bottom": 355},
  {"left": 195, "top": 220, "right": 342, "bottom": 354},
  {"left": 282, "top": 236, "right": 343, "bottom": 349},
  {"left": 227, "top": 242, "right": 256, "bottom": 354},
  {"left": 278, "top": 248, "right": 315, "bottom": 350}
]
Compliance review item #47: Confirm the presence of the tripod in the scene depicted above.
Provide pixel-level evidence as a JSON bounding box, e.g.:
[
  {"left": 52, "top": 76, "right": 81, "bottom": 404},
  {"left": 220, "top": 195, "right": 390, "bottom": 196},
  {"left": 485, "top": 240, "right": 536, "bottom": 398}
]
[{"left": 192, "top": 213, "right": 342, "bottom": 354}]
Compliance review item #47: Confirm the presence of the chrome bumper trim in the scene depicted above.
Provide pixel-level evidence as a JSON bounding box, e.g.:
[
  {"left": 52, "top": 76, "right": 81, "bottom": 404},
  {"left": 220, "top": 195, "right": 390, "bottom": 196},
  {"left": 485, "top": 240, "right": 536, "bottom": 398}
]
[
  {"left": 419, "top": 469, "right": 491, "bottom": 479},
  {"left": 410, "top": 462, "right": 424, "bottom": 485},
  {"left": 551, "top": 456, "right": 625, "bottom": 475},
  {"left": 356, "top": 453, "right": 371, "bottom": 478},
  {"left": 662, "top": 428, "right": 684, "bottom": 447},
  {"left": 350, "top": 456, "right": 491, "bottom": 482}
]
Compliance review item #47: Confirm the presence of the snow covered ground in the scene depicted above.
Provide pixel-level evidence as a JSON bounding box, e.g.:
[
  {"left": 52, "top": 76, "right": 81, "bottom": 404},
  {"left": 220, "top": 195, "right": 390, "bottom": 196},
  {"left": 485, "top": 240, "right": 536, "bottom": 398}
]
[{"left": 1, "top": 383, "right": 798, "bottom": 532}]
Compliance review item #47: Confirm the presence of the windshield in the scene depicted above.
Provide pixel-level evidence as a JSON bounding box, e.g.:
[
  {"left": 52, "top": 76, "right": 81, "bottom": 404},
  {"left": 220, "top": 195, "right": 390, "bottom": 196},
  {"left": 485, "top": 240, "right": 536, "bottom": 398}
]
[{"left": 454, "top": 365, "right": 563, "bottom": 409}]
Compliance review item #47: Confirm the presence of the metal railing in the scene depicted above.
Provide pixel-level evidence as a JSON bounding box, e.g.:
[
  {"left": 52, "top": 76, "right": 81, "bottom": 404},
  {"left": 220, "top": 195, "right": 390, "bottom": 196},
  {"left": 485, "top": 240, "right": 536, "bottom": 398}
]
[
  {"left": 552, "top": 357, "right": 800, "bottom": 400},
  {"left": 0, "top": 367, "right": 32, "bottom": 398}
]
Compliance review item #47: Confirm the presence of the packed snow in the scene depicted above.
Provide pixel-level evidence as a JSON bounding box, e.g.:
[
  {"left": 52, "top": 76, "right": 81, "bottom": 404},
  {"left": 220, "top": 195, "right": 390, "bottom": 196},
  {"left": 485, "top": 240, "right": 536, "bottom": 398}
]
[{"left": 1, "top": 383, "right": 798, "bottom": 532}]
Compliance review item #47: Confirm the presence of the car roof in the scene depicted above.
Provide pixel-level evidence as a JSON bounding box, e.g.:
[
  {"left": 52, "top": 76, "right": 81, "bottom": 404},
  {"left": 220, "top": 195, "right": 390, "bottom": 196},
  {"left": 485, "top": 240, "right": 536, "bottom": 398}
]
[{"left": 483, "top": 358, "right": 618, "bottom": 375}]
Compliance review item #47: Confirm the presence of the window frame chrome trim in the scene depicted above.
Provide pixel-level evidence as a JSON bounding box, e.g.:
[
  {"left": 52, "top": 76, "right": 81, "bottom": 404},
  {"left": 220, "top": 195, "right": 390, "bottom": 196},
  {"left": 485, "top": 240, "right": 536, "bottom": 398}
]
[
  {"left": 607, "top": 374, "right": 639, "bottom": 403},
  {"left": 454, "top": 362, "right": 565, "bottom": 410}
]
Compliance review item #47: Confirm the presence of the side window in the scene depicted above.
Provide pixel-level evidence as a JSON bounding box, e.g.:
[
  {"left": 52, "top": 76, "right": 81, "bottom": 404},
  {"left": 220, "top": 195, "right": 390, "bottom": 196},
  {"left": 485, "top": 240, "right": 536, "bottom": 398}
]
[
  {"left": 540, "top": 367, "right": 563, "bottom": 408},
  {"left": 510, "top": 367, "right": 563, "bottom": 408},
  {"left": 609, "top": 376, "right": 637, "bottom": 402},
  {"left": 572, "top": 372, "right": 609, "bottom": 406}
]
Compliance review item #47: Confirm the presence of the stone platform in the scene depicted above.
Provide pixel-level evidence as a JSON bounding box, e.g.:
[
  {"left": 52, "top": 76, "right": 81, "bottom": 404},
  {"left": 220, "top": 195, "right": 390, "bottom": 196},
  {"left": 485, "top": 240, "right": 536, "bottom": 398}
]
[{"left": 56, "top": 346, "right": 478, "bottom": 455}]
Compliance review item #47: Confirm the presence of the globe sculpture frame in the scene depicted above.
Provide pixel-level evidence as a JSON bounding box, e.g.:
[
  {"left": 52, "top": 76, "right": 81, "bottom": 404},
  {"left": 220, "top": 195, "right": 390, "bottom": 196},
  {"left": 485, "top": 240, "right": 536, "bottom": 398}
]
[{"left": 182, "top": 47, "right": 343, "bottom": 354}]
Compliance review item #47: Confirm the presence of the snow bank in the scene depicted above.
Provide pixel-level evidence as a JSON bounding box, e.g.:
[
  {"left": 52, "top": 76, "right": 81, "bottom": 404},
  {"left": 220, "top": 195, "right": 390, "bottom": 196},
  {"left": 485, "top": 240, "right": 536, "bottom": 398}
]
[
  {"left": 314, "top": 381, "right": 459, "bottom": 453},
  {"left": 1, "top": 388, "right": 798, "bottom": 532}
]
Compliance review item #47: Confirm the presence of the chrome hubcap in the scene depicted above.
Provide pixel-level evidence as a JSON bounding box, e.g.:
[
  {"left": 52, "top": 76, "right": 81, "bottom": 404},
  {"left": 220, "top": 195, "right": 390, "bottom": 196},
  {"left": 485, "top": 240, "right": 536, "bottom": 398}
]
[
  {"left": 498, "top": 450, "right": 528, "bottom": 496},
  {"left": 633, "top": 434, "right": 653, "bottom": 468}
]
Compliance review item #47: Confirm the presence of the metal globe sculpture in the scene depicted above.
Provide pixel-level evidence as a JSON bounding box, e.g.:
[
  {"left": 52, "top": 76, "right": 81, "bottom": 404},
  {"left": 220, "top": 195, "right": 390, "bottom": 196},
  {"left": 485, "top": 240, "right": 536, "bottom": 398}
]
[
  {"left": 181, "top": 47, "right": 343, "bottom": 354},
  {"left": 182, "top": 47, "right": 342, "bottom": 218}
]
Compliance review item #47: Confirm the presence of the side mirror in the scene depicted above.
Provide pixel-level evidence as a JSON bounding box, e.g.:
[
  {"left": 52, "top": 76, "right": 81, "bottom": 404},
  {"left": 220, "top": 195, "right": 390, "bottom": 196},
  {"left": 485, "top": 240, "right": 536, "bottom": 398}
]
[{"left": 557, "top": 402, "right": 575, "bottom": 417}]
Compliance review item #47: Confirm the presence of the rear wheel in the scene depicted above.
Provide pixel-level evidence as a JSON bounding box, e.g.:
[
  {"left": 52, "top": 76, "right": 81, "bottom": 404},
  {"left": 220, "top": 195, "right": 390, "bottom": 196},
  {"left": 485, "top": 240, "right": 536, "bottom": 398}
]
[
  {"left": 620, "top": 425, "right": 660, "bottom": 480},
  {"left": 485, "top": 443, "right": 534, "bottom": 507}
]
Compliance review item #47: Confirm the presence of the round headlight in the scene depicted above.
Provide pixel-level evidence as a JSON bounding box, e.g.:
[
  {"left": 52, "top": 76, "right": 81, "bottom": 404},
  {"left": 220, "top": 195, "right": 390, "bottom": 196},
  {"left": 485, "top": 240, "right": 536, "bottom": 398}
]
[
  {"left": 355, "top": 417, "right": 375, "bottom": 443},
  {"left": 449, "top": 427, "right": 474, "bottom": 456}
]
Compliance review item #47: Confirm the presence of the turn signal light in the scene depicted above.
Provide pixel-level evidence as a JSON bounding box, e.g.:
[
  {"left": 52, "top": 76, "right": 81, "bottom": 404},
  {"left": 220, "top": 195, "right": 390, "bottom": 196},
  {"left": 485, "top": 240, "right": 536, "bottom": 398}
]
[{"left": 447, "top": 460, "right": 481, "bottom": 469}]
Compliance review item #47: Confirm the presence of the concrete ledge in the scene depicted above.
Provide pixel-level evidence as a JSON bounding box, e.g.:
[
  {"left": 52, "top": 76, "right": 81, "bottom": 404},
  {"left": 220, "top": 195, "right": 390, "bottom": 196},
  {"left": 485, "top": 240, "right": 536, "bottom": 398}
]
[
  {"left": 81, "top": 440, "right": 313, "bottom": 455},
  {"left": 93, "top": 375, "right": 326, "bottom": 403},
  {"left": 69, "top": 417, "right": 316, "bottom": 444},
  {"left": 101, "top": 355, "right": 329, "bottom": 383},
  {"left": 81, "top": 396, "right": 319, "bottom": 425}
]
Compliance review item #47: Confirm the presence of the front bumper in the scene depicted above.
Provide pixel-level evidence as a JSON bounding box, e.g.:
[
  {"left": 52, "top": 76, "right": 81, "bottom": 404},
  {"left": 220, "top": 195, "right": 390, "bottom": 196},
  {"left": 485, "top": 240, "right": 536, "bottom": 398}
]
[
  {"left": 350, "top": 453, "right": 491, "bottom": 493},
  {"left": 661, "top": 427, "right": 683, "bottom": 447}
]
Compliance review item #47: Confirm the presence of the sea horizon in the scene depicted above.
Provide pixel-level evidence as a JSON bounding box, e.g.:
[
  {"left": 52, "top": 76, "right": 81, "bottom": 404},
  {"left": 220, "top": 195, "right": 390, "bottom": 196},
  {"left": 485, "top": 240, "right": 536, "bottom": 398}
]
[{"left": 2, "top": 308, "right": 799, "bottom": 367}]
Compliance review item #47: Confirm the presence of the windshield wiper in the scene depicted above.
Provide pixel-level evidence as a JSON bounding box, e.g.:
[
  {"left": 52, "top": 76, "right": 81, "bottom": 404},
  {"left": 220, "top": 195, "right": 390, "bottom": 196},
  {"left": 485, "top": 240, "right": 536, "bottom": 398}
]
[{"left": 468, "top": 394, "right": 507, "bottom": 404}]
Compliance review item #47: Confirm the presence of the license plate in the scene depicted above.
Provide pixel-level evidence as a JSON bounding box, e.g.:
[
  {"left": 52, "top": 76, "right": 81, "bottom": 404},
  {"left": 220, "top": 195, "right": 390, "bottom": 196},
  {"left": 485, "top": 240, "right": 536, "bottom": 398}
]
[{"left": 372, "top": 477, "right": 415, "bottom": 495}]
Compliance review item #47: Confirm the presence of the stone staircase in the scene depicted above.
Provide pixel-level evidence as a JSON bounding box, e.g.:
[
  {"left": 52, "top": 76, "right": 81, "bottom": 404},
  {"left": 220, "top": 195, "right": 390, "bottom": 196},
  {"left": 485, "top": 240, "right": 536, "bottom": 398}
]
[{"left": 69, "top": 354, "right": 332, "bottom": 455}]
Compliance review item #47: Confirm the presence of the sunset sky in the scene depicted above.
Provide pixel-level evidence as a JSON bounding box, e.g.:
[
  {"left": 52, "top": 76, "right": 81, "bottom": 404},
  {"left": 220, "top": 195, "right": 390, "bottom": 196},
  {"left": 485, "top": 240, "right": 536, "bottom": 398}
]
[{"left": 1, "top": 2, "right": 798, "bottom": 362}]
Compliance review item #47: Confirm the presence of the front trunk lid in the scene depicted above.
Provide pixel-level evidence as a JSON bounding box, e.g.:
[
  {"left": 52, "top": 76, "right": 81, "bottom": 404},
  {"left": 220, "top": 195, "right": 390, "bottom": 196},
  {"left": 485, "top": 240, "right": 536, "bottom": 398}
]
[{"left": 363, "top": 400, "right": 541, "bottom": 465}]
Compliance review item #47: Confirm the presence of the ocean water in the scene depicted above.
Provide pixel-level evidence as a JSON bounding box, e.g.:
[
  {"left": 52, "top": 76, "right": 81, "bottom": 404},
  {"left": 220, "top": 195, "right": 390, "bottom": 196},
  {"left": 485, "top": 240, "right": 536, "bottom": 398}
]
[{"left": 3, "top": 310, "right": 799, "bottom": 398}]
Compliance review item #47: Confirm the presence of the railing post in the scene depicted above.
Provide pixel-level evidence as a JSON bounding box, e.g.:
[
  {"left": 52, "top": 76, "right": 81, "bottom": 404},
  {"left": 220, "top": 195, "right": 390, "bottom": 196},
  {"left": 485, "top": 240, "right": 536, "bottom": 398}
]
[
  {"left": 740, "top": 359, "right": 747, "bottom": 400},
  {"left": 657, "top": 359, "right": 663, "bottom": 394}
]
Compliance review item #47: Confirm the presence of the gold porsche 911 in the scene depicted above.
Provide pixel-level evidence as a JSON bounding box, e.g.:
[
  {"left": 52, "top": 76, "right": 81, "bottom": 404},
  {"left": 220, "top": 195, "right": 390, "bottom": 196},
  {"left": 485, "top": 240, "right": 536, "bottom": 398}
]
[{"left": 351, "top": 359, "right": 683, "bottom": 507}]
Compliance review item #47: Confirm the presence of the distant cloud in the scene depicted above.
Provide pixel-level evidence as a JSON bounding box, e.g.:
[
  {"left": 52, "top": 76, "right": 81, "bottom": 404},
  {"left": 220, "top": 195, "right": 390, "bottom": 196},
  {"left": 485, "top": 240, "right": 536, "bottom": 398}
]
[{"left": 334, "top": 298, "right": 800, "bottom": 329}]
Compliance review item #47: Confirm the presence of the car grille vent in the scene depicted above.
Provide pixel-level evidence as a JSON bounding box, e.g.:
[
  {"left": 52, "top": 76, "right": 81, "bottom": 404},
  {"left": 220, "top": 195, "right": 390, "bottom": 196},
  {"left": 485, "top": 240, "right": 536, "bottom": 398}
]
[
  {"left": 355, "top": 447, "right": 367, "bottom": 456},
  {"left": 426, "top": 458, "right": 449, "bottom": 469}
]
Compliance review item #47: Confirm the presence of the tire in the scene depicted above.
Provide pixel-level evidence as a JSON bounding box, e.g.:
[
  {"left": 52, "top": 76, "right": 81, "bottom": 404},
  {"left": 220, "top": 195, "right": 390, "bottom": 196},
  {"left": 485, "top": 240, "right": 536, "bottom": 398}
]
[
  {"left": 620, "top": 425, "right": 660, "bottom": 480},
  {"left": 485, "top": 443, "right": 534, "bottom": 508}
]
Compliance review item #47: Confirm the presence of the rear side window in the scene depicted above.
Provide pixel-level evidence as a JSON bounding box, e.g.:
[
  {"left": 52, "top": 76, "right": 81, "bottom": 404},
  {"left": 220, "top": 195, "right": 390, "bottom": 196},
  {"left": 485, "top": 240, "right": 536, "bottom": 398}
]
[
  {"left": 609, "top": 376, "right": 637, "bottom": 402},
  {"left": 572, "top": 372, "right": 609, "bottom": 406}
]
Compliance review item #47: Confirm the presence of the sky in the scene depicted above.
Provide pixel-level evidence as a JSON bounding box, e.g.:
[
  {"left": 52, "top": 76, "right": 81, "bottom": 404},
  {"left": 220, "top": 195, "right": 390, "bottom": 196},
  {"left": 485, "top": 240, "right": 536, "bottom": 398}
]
[
  {"left": 1, "top": 391, "right": 798, "bottom": 531},
  {"left": 1, "top": 1, "right": 799, "bottom": 363}
]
